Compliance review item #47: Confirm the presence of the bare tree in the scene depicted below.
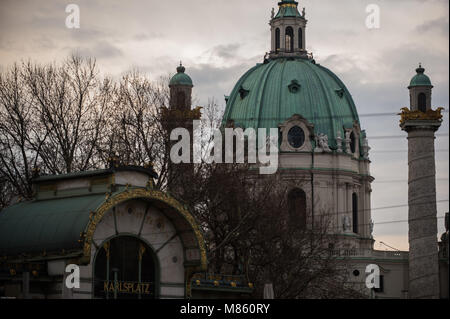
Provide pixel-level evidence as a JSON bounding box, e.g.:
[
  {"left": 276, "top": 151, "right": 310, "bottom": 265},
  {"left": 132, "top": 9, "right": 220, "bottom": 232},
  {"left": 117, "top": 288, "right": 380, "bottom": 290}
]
[
  {"left": 0, "top": 56, "right": 114, "bottom": 204},
  {"left": 103, "top": 71, "right": 172, "bottom": 189},
  {"left": 0, "top": 63, "right": 37, "bottom": 200},
  {"left": 23, "top": 55, "right": 111, "bottom": 174}
]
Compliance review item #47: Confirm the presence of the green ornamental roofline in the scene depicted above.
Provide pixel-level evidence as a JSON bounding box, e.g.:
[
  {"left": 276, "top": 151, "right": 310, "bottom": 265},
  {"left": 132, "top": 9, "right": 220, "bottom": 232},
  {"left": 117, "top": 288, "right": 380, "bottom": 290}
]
[
  {"left": 274, "top": 0, "right": 303, "bottom": 19},
  {"left": 409, "top": 64, "right": 433, "bottom": 88},
  {"left": 169, "top": 63, "right": 193, "bottom": 87}
]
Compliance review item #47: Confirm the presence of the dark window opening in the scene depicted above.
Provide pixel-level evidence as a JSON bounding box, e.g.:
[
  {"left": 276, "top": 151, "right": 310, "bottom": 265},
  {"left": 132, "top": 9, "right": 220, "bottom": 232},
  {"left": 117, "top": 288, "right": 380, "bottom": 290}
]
[
  {"left": 275, "top": 28, "right": 280, "bottom": 52},
  {"left": 288, "top": 126, "right": 305, "bottom": 149},
  {"left": 94, "top": 236, "right": 157, "bottom": 299},
  {"left": 352, "top": 193, "right": 358, "bottom": 234},
  {"left": 285, "top": 27, "right": 294, "bottom": 53},
  {"left": 418, "top": 93, "right": 427, "bottom": 112},
  {"left": 298, "top": 28, "right": 303, "bottom": 49},
  {"left": 350, "top": 131, "right": 356, "bottom": 154},
  {"left": 288, "top": 188, "right": 307, "bottom": 230}
]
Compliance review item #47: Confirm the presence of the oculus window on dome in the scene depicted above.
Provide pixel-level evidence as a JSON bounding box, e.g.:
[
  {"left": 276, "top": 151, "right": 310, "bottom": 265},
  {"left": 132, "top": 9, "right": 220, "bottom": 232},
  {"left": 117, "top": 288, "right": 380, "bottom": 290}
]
[
  {"left": 288, "top": 126, "right": 305, "bottom": 149},
  {"left": 239, "top": 86, "right": 250, "bottom": 99},
  {"left": 288, "top": 80, "right": 301, "bottom": 93},
  {"left": 335, "top": 88, "right": 345, "bottom": 98}
]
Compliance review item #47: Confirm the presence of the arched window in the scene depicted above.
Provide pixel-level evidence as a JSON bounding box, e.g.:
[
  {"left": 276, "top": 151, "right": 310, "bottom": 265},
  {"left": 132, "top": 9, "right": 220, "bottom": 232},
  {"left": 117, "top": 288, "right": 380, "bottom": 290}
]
[
  {"left": 275, "top": 28, "right": 281, "bottom": 52},
  {"left": 298, "top": 28, "right": 303, "bottom": 49},
  {"left": 94, "top": 236, "right": 157, "bottom": 299},
  {"left": 288, "top": 188, "right": 307, "bottom": 229},
  {"left": 285, "top": 27, "right": 294, "bottom": 53},
  {"left": 418, "top": 93, "right": 427, "bottom": 112},
  {"left": 350, "top": 131, "right": 356, "bottom": 154},
  {"left": 352, "top": 193, "right": 358, "bottom": 234}
]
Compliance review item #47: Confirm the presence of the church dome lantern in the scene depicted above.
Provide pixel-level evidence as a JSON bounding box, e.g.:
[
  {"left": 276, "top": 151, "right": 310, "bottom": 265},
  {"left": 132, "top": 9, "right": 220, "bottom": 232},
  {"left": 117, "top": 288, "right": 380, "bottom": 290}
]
[
  {"left": 409, "top": 64, "right": 433, "bottom": 88},
  {"left": 407, "top": 64, "right": 434, "bottom": 113},
  {"left": 169, "top": 63, "right": 193, "bottom": 87},
  {"left": 270, "top": 0, "right": 308, "bottom": 59}
]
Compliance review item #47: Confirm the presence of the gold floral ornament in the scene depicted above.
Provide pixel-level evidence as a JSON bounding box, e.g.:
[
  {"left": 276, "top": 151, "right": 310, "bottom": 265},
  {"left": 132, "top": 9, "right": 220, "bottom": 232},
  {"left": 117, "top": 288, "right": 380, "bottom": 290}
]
[
  {"left": 161, "top": 106, "right": 202, "bottom": 121},
  {"left": 399, "top": 107, "right": 444, "bottom": 125},
  {"left": 103, "top": 242, "right": 110, "bottom": 260},
  {"left": 138, "top": 243, "right": 146, "bottom": 261}
]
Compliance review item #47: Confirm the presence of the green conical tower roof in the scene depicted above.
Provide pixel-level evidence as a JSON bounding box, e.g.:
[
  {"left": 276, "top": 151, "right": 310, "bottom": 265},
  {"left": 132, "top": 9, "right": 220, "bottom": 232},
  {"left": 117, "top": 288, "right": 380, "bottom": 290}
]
[
  {"left": 409, "top": 64, "right": 433, "bottom": 88},
  {"left": 169, "top": 63, "right": 193, "bottom": 87},
  {"left": 274, "top": 0, "right": 303, "bottom": 19}
]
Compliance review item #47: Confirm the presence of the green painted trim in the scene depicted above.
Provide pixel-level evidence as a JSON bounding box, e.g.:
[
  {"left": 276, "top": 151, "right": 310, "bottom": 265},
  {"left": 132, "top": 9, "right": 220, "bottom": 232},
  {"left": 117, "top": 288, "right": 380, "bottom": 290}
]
[{"left": 249, "top": 166, "right": 372, "bottom": 178}]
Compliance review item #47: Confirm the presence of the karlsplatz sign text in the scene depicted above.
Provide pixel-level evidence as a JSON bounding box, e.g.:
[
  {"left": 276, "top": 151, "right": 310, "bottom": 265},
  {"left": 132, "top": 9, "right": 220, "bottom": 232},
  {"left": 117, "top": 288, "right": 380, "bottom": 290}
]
[{"left": 103, "top": 281, "right": 151, "bottom": 295}]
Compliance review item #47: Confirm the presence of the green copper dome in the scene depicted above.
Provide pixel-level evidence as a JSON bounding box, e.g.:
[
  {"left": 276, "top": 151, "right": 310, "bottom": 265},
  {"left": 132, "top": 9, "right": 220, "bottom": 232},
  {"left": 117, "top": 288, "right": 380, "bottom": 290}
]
[
  {"left": 274, "top": 1, "right": 302, "bottom": 19},
  {"left": 169, "top": 64, "right": 193, "bottom": 87},
  {"left": 222, "top": 58, "right": 361, "bottom": 151},
  {"left": 409, "top": 64, "right": 433, "bottom": 88}
]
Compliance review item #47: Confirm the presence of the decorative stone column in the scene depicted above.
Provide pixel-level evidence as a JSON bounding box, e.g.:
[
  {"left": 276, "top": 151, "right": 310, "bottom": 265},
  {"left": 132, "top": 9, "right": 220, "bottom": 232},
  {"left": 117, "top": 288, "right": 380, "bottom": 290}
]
[{"left": 400, "top": 87, "right": 444, "bottom": 298}]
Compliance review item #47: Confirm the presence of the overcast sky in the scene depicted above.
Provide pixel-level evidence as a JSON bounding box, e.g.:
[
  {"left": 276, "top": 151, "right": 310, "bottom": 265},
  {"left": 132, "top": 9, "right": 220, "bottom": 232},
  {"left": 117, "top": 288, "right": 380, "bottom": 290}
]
[{"left": 0, "top": 0, "right": 448, "bottom": 251}]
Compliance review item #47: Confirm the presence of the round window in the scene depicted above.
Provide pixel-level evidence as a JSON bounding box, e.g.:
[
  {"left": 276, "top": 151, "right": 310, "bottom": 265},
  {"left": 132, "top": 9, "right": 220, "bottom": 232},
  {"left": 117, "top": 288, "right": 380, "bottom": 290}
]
[{"left": 288, "top": 126, "right": 305, "bottom": 149}]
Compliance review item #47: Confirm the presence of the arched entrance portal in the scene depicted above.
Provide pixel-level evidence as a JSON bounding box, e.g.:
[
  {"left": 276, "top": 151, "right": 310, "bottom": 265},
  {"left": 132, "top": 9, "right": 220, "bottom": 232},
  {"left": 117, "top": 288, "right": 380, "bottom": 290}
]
[{"left": 93, "top": 236, "right": 159, "bottom": 299}]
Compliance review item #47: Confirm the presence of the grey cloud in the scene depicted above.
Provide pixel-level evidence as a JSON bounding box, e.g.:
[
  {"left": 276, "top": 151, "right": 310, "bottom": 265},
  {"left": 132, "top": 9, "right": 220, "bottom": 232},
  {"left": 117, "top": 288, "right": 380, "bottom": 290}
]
[
  {"left": 68, "top": 41, "right": 123, "bottom": 60},
  {"left": 209, "top": 43, "right": 242, "bottom": 60},
  {"left": 416, "top": 16, "right": 449, "bottom": 36}
]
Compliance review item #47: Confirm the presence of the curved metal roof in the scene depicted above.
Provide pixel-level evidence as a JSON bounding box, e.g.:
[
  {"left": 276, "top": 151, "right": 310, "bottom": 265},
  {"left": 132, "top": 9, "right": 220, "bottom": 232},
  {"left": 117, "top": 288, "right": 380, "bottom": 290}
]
[
  {"left": 0, "top": 194, "right": 104, "bottom": 257},
  {"left": 0, "top": 185, "right": 207, "bottom": 270}
]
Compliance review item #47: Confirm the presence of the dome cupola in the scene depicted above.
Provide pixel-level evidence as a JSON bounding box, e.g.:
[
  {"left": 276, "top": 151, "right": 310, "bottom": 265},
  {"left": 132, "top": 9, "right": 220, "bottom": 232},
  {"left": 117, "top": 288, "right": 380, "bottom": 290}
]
[
  {"left": 409, "top": 64, "right": 433, "bottom": 88},
  {"left": 269, "top": 0, "right": 308, "bottom": 59},
  {"left": 408, "top": 64, "right": 433, "bottom": 113},
  {"left": 169, "top": 62, "right": 193, "bottom": 87}
]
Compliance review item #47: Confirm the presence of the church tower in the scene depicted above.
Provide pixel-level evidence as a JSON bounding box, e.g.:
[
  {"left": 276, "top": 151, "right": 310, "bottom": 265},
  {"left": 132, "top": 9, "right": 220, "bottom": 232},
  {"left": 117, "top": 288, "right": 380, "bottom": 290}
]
[
  {"left": 269, "top": 0, "right": 308, "bottom": 59},
  {"left": 169, "top": 63, "right": 193, "bottom": 111},
  {"left": 400, "top": 65, "right": 444, "bottom": 299},
  {"left": 164, "top": 64, "right": 201, "bottom": 197}
]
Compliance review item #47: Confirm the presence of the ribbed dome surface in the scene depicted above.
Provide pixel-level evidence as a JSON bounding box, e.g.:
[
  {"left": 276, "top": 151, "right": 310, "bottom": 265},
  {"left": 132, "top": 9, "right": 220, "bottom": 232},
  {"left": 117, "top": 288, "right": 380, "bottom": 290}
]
[
  {"left": 409, "top": 66, "right": 433, "bottom": 88},
  {"left": 222, "top": 58, "right": 361, "bottom": 149}
]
